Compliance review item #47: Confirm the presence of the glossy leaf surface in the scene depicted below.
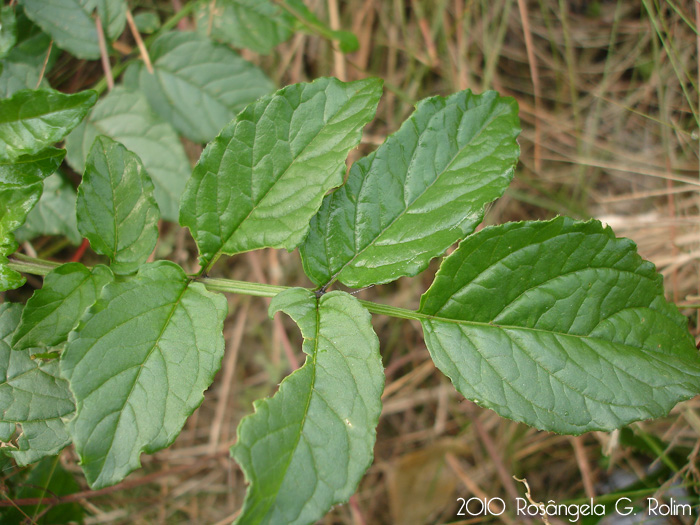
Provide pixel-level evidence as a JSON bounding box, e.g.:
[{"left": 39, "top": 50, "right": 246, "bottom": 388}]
[
  {"left": 195, "top": 0, "right": 293, "bottom": 54},
  {"left": 65, "top": 87, "right": 189, "bottom": 221},
  {"left": 0, "top": 148, "right": 65, "bottom": 291},
  {"left": 19, "top": 0, "right": 126, "bottom": 59},
  {"left": 419, "top": 217, "right": 700, "bottom": 434},
  {"left": 180, "top": 77, "right": 383, "bottom": 269},
  {"left": 12, "top": 263, "right": 113, "bottom": 350},
  {"left": 0, "top": 303, "right": 74, "bottom": 465},
  {"left": 77, "top": 136, "right": 160, "bottom": 274},
  {"left": 126, "top": 31, "right": 273, "bottom": 143},
  {"left": 232, "top": 288, "right": 384, "bottom": 525},
  {"left": 0, "top": 88, "right": 96, "bottom": 161},
  {"left": 301, "top": 90, "right": 519, "bottom": 288},
  {"left": 61, "top": 261, "right": 227, "bottom": 488}
]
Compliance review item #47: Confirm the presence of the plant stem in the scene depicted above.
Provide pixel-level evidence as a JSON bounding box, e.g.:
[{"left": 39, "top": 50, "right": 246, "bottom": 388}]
[
  {"left": 7, "top": 254, "right": 61, "bottom": 276},
  {"left": 92, "top": 0, "right": 203, "bottom": 96},
  {"left": 7, "top": 255, "right": 426, "bottom": 321}
]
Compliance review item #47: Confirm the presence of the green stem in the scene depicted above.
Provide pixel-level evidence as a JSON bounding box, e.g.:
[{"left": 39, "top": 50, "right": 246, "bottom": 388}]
[
  {"left": 198, "top": 277, "right": 287, "bottom": 298},
  {"left": 7, "top": 256, "right": 425, "bottom": 321},
  {"left": 7, "top": 254, "right": 61, "bottom": 276}
]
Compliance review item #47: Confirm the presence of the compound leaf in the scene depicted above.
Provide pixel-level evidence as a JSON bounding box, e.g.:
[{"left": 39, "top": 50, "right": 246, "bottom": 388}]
[
  {"left": 180, "top": 77, "right": 383, "bottom": 270},
  {"left": 195, "top": 0, "right": 293, "bottom": 54},
  {"left": 12, "top": 263, "right": 113, "bottom": 351},
  {"left": 232, "top": 288, "right": 384, "bottom": 525},
  {"left": 61, "top": 261, "right": 227, "bottom": 488},
  {"left": 19, "top": 0, "right": 126, "bottom": 60},
  {"left": 65, "top": 87, "right": 190, "bottom": 221},
  {"left": 0, "top": 147, "right": 65, "bottom": 292},
  {"left": 301, "top": 89, "right": 520, "bottom": 289},
  {"left": 0, "top": 303, "right": 75, "bottom": 465},
  {"left": 419, "top": 217, "right": 700, "bottom": 434},
  {"left": 0, "top": 88, "right": 96, "bottom": 161},
  {"left": 126, "top": 31, "right": 274, "bottom": 143},
  {"left": 16, "top": 172, "right": 81, "bottom": 245},
  {"left": 77, "top": 136, "right": 160, "bottom": 274}
]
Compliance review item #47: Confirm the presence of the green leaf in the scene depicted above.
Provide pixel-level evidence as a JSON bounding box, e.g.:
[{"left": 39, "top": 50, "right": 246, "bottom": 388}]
[
  {"left": 95, "top": 0, "right": 127, "bottom": 42},
  {"left": 419, "top": 217, "right": 700, "bottom": 434},
  {"left": 300, "top": 89, "right": 520, "bottom": 288},
  {"left": 77, "top": 136, "right": 160, "bottom": 274},
  {"left": 125, "top": 31, "right": 274, "bottom": 143},
  {"left": 0, "top": 181, "right": 40, "bottom": 291},
  {"left": 16, "top": 172, "right": 82, "bottom": 245},
  {"left": 12, "top": 263, "right": 113, "bottom": 351},
  {"left": 0, "top": 148, "right": 65, "bottom": 292},
  {"left": 133, "top": 11, "right": 160, "bottom": 34},
  {"left": 0, "top": 88, "right": 97, "bottom": 161},
  {"left": 284, "top": 0, "right": 358, "bottom": 53},
  {"left": 232, "top": 288, "right": 384, "bottom": 525},
  {"left": 0, "top": 303, "right": 75, "bottom": 465},
  {"left": 19, "top": 0, "right": 126, "bottom": 60},
  {"left": 0, "top": 6, "right": 18, "bottom": 60},
  {"left": 0, "top": 59, "right": 50, "bottom": 97},
  {"left": 8, "top": 10, "right": 57, "bottom": 69},
  {"left": 195, "top": 0, "right": 293, "bottom": 54},
  {"left": 0, "top": 13, "right": 55, "bottom": 97},
  {"left": 1, "top": 456, "right": 84, "bottom": 524},
  {"left": 0, "top": 146, "right": 65, "bottom": 185},
  {"left": 61, "top": 261, "right": 227, "bottom": 488},
  {"left": 180, "top": 77, "right": 383, "bottom": 270},
  {"left": 65, "top": 87, "right": 190, "bottom": 221}
]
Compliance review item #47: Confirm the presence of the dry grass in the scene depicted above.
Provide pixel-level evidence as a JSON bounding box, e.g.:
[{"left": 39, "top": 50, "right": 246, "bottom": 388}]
[{"left": 3, "top": 0, "right": 700, "bottom": 523}]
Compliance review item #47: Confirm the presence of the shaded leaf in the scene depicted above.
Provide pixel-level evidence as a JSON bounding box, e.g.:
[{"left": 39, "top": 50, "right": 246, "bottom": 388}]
[
  {"left": 65, "top": 87, "right": 190, "bottom": 221},
  {"left": 0, "top": 59, "right": 50, "bottom": 97},
  {"left": 95, "top": 0, "right": 127, "bottom": 42},
  {"left": 0, "top": 88, "right": 96, "bottom": 161},
  {"left": 419, "top": 217, "right": 700, "bottom": 434},
  {"left": 126, "top": 31, "right": 274, "bottom": 143},
  {"left": 77, "top": 136, "right": 160, "bottom": 274},
  {"left": 0, "top": 456, "right": 84, "bottom": 524},
  {"left": 301, "top": 89, "right": 520, "bottom": 288},
  {"left": 61, "top": 261, "right": 227, "bottom": 488},
  {"left": 19, "top": 0, "right": 126, "bottom": 59},
  {"left": 0, "top": 13, "right": 55, "bottom": 97},
  {"left": 13, "top": 263, "right": 113, "bottom": 350},
  {"left": 7, "top": 9, "right": 57, "bottom": 68},
  {"left": 285, "top": 0, "right": 358, "bottom": 53},
  {"left": 195, "top": 0, "right": 293, "bottom": 54},
  {"left": 16, "top": 172, "right": 81, "bottom": 245},
  {"left": 133, "top": 11, "right": 159, "bottom": 34},
  {"left": 0, "top": 303, "right": 74, "bottom": 465},
  {"left": 180, "top": 77, "right": 383, "bottom": 270},
  {"left": 232, "top": 288, "right": 384, "bottom": 524},
  {"left": 0, "top": 6, "right": 17, "bottom": 60}
]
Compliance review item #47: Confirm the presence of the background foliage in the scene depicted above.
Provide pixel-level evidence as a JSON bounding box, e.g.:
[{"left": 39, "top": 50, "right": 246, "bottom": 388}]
[{"left": 2, "top": 0, "right": 700, "bottom": 523}]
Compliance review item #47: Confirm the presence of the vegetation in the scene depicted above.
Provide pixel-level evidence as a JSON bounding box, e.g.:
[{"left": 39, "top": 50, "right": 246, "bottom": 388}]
[{"left": 1, "top": 0, "right": 699, "bottom": 523}]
